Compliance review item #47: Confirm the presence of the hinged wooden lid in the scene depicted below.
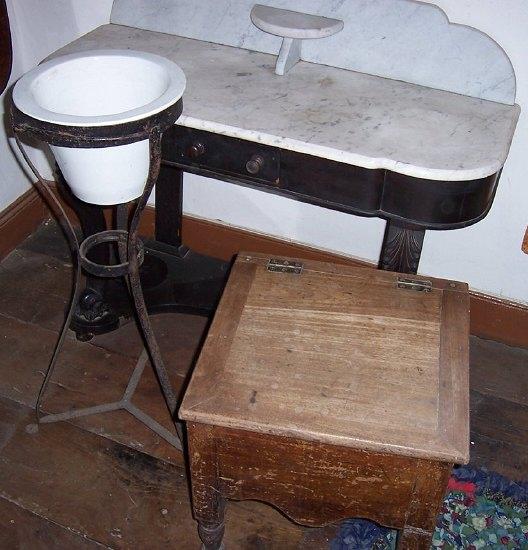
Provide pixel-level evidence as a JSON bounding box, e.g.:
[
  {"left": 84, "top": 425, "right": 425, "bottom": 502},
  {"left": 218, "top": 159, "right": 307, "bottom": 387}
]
[{"left": 180, "top": 253, "right": 470, "bottom": 463}]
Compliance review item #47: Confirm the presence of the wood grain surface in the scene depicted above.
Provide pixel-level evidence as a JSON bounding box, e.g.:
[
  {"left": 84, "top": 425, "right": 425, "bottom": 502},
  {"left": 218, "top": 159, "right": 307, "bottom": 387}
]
[
  {"left": 187, "top": 422, "right": 451, "bottom": 549},
  {"left": 181, "top": 252, "right": 470, "bottom": 463},
  {"left": 0, "top": 224, "right": 528, "bottom": 550},
  {"left": 0, "top": 222, "right": 526, "bottom": 548},
  {"left": 0, "top": 189, "right": 50, "bottom": 262}
]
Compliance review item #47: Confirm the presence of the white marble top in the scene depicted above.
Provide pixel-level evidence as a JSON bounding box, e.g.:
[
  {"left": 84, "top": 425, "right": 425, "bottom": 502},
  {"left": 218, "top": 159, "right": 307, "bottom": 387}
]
[
  {"left": 52, "top": 24, "right": 520, "bottom": 181},
  {"left": 111, "top": 0, "right": 517, "bottom": 105}
]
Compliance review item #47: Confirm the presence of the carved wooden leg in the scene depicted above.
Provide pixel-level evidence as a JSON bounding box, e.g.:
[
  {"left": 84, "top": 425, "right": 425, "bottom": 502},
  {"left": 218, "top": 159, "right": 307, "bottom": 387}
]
[
  {"left": 397, "top": 526, "right": 433, "bottom": 549},
  {"left": 379, "top": 219, "right": 425, "bottom": 274},
  {"left": 187, "top": 423, "right": 226, "bottom": 550}
]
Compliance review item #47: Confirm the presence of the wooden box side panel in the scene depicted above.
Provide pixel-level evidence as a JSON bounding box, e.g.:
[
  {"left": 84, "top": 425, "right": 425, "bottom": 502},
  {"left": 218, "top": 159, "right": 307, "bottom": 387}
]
[
  {"left": 188, "top": 423, "right": 451, "bottom": 531},
  {"left": 438, "top": 288, "right": 471, "bottom": 464}
]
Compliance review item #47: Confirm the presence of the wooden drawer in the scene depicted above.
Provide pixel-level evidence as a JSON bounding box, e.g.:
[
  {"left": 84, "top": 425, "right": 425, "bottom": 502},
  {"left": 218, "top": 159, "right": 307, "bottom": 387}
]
[
  {"left": 162, "top": 125, "right": 280, "bottom": 184},
  {"left": 280, "top": 148, "right": 384, "bottom": 214},
  {"left": 162, "top": 126, "right": 498, "bottom": 228}
]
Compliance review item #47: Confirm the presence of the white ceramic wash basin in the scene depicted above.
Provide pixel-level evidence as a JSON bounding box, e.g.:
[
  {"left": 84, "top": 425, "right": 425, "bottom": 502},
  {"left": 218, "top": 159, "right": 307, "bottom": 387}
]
[{"left": 13, "top": 50, "right": 186, "bottom": 205}]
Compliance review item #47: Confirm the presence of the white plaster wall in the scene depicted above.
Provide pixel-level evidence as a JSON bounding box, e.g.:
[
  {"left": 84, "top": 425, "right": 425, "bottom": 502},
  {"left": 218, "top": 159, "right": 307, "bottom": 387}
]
[
  {"left": 416, "top": 0, "right": 528, "bottom": 303},
  {"left": 0, "top": 0, "right": 113, "bottom": 209},
  {"left": 179, "top": 0, "right": 528, "bottom": 304},
  {"left": 1, "top": 0, "right": 526, "bottom": 305}
]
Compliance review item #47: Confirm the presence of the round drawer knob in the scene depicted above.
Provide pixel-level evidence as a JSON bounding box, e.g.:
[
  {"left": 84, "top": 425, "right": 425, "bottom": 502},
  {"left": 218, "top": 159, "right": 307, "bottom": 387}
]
[
  {"left": 246, "top": 154, "right": 264, "bottom": 175},
  {"left": 188, "top": 142, "right": 205, "bottom": 159}
]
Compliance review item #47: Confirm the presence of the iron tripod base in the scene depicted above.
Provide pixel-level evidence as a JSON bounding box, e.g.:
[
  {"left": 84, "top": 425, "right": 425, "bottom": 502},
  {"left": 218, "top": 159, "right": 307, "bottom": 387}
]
[
  {"left": 27, "top": 350, "right": 182, "bottom": 450},
  {"left": 28, "top": 222, "right": 183, "bottom": 449},
  {"left": 33, "top": 218, "right": 183, "bottom": 450}
]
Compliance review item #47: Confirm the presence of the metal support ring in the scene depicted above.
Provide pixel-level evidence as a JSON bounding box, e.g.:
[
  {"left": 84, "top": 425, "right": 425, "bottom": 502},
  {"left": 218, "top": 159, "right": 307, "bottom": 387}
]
[{"left": 79, "top": 229, "right": 144, "bottom": 277}]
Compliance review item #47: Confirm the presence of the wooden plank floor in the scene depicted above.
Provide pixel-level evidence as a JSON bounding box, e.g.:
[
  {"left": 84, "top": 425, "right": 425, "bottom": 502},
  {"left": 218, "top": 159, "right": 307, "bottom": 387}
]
[{"left": 0, "top": 220, "right": 527, "bottom": 549}]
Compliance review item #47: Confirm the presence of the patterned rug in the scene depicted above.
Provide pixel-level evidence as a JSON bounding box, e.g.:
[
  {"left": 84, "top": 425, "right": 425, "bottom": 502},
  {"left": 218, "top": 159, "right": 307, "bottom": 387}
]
[{"left": 330, "top": 466, "right": 528, "bottom": 549}]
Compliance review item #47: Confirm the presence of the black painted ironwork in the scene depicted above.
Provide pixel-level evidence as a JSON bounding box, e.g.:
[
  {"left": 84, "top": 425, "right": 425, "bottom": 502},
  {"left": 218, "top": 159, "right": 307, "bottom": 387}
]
[
  {"left": 12, "top": 101, "right": 184, "bottom": 449},
  {"left": 79, "top": 229, "right": 145, "bottom": 278}
]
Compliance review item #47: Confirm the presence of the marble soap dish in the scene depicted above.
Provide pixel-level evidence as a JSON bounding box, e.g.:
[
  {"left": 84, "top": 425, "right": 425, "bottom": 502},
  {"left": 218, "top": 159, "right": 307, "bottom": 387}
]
[{"left": 250, "top": 4, "right": 343, "bottom": 75}]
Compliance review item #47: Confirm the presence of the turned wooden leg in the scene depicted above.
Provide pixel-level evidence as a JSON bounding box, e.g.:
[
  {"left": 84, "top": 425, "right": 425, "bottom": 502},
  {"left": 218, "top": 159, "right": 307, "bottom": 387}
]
[
  {"left": 198, "top": 519, "right": 225, "bottom": 550},
  {"left": 187, "top": 423, "right": 226, "bottom": 550},
  {"left": 397, "top": 526, "right": 433, "bottom": 549}
]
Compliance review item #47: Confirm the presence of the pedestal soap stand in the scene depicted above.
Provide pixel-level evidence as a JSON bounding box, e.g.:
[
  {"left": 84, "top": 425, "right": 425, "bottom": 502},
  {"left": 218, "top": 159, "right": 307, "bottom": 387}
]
[
  {"left": 12, "top": 49, "right": 187, "bottom": 449},
  {"left": 250, "top": 4, "right": 343, "bottom": 75}
]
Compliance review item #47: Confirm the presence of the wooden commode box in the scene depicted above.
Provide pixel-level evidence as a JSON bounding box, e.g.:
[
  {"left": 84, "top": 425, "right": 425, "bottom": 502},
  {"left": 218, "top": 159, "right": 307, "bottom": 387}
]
[{"left": 180, "top": 253, "right": 470, "bottom": 549}]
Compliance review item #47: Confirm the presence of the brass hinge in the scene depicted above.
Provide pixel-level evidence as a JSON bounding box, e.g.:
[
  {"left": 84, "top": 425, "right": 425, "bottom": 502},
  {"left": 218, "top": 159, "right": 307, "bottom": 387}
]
[
  {"left": 397, "top": 277, "right": 432, "bottom": 292},
  {"left": 267, "top": 258, "right": 303, "bottom": 274}
]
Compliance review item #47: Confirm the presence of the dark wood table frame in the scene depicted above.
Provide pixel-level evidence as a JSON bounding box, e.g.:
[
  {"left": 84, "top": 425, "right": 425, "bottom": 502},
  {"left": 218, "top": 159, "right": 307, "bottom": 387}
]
[
  {"left": 160, "top": 125, "right": 500, "bottom": 273},
  {"left": 68, "top": 123, "right": 500, "bottom": 337}
]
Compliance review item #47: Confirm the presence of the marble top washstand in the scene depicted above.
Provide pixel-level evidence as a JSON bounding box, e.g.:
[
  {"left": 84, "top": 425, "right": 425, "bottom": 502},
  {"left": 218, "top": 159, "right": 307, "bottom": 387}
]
[
  {"left": 42, "top": 0, "right": 521, "bottom": 339},
  {"left": 52, "top": 23, "right": 519, "bottom": 182}
]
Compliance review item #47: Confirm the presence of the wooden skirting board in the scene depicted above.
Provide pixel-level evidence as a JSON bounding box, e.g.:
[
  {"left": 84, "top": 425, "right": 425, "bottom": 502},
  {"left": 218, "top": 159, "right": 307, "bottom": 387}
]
[
  {"left": 0, "top": 187, "right": 49, "bottom": 260},
  {"left": 1, "top": 186, "right": 527, "bottom": 349}
]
